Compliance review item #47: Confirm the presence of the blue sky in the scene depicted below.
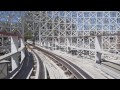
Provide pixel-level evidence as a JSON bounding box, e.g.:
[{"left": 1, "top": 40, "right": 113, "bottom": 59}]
[
  {"left": 0, "top": 11, "right": 24, "bottom": 23},
  {"left": 0, "top": 11, "right": 120, "bottom": 31}
]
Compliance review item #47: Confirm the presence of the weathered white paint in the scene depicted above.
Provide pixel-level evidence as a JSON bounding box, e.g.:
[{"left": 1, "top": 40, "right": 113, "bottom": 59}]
[{"left": 11, "top": 36, "right": 19, "bottom": 71}]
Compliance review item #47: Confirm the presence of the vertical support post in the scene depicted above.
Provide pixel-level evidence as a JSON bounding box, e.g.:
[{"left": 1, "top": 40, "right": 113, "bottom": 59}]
[
  {"left": 48, "top": 42, "right": 50, "bottom": 50},
  {"left": 96, "top": 52, "right": 102, "bottom": 64},
  {"left": 54, "top": 38, "right": 56, "bottom": 50},
  {"left": 20, "top": 38, "right": 25, "bottom": 63},
  {"left": 95, "top": 36, "right": 102, "bottom": 64},
  {"left": 39, "top": 27, "right": 41, "bottom": 47},
  {"left": 2, "top": 34, "right": 3, "bottom": 46},
  {"left": 11, "top": 36, "right": 19, "bottom": 71},
  {"left": 51, "top": 28, "right": 53, "bottom": 50},
  {"left": 39, "top": 32, "right": 40, "bottom": 46},
  {"left": 66, "top": 38, "right": 70, "bottom": 53},
  {"left": 66, "top": 38, "right": 68, "bottom": 53},
  {"left": 33, "top": 21, "right": 35, "bottom": 46}
]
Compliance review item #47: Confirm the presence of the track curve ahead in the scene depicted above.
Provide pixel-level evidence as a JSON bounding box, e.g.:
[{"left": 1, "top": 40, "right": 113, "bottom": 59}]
[{"left": 34, "top": 46, "right": 93, "bottom": 79}]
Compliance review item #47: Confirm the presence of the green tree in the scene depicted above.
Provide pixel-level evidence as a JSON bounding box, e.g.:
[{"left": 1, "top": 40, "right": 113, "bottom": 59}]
[{"left": 24, "top": 31, "right": 33, "bottom": 41}]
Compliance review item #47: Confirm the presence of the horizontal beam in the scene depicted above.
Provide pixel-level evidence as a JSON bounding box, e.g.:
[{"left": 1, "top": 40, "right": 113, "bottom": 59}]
[
  {"left": 0, "top": 46, "right": 25, "bottom": 61},
  {"left": 71, "top": 46, "right": 120, "bottom": 59},
  {"left": 0, "top": 32, "right": 22, "bottom": 38}
]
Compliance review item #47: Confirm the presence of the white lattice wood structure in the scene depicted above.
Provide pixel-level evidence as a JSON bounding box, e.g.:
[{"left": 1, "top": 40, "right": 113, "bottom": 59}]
[
  {"left": 25, "top": 11, "right": 120, "bottom": 62},
  {"left": 0, "top": 11, "right": 25, "bottom": 78}
]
